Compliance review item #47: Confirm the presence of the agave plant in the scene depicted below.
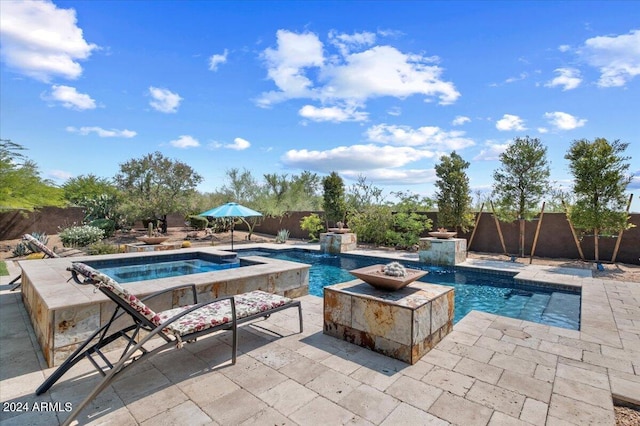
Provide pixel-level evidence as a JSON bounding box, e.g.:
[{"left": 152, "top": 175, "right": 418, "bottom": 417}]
[{"left": 275, "top": 229, "right": 290, "bottom": 244}]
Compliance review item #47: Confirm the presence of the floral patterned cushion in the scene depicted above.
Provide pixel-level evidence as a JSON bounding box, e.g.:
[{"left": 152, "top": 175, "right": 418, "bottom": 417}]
[
  {"left": 70, "top": 262, "right": 293, "bottom": 339},
  {"left": 23, "top": 234, "right": 59, "bottom": 258},
  {"left": 69, "top": 262, "right": 157, "bottom": 323},
  {"left": 155, "top": 291, "right": 292, "bottom": 337}
]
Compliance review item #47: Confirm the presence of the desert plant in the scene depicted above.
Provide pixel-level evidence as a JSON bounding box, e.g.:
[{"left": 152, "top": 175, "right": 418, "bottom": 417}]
[
  {"left": 87, "top": 241, "right": 120, "bottom": 255},
  {"left": 275, "top": 229, "right": 290, "bottom": 244},
  {"left": 186, "top": 215, "right": 208, "bottom": 230},
  {"left": 181, "top": 240, "right": 192, "bottom": 248},
  {"left": 12, "top": 242, "right": 29, "bottom": 257},
  {"left": 26, "top": 252, "right": 46, "bottom": 260},
  {"left": 300, "top": 213, "right": 324, "bottom": 241},
  {"left": 89, "top": 219, "right": 116, "bottom": 237},
  {"left": 58, "top": 225, "right": 105, "bottom": 247}
]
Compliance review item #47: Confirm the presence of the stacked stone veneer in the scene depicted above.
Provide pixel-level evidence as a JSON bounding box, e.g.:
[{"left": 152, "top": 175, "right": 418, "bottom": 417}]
[
  {"left": 124, "top": 242, "right": 183, "bottom": 252},
  {"left": 19, "top": 249, "right": 310, "bottom": 367},
  {"left": 323, "top": 280, "right": 454, "bottom": 364},
  {"left": 319, "top": 232, "right": 357, "bottom": 254},
  {"left": 419, "top": 237, "right": 467, "bottom": 265}
]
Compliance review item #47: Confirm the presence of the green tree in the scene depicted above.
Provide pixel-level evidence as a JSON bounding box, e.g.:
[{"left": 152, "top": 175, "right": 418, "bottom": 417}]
[
  {"left": 492, "top": 136, "right": 550, "bottom": 256},
  {"left": 113, "top": 152, "right": 202, "bottom": 232},
  {"left": 565, "top": 138, "right": 632, "bottom": 261},
  {"left": 221, "top": 168, "right": 258, "bottom": 203},
  {"left": 386, "top": 191, "right": 433, "bottom": 249},
  {"left": 62, "top": 174, "right": 118, "bottom": 205},
  {"left": 0, "top": 139, "right": 64, "bottom": 210},
  {"left": 322, "top": 171, "right": 347, "bottom": 226},
  {"left": 434, "top": 151, "right": 474, "bottom": 233}
]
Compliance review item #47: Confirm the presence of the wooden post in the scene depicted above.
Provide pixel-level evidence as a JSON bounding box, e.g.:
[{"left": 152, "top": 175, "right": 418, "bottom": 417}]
[
  {"left": 529, "top": 202, "right": 546, "bottom": 264},
  {"left": 562, "top": 200, "right": 585, "bottom": 261},
  {"left": 490, "top": 200, "right": 507, "bottom": 255},
  {"left": 611, "top": 193, "right": 633, "bottom": 263},
  {"left": 467, "top": 202, "right": 484, "bottom": 252}
]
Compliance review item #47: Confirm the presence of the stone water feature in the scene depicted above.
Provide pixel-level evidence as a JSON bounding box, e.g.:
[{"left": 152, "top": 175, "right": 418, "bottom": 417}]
[
  {"left": 418, "top": 230, "right": 467, "bottom": 266},
  {"left": 319, "top": 223, "right": 357, "bottom": 254},
  {"left": 323, "top": 261, "right": 454, "bottom": 364}
]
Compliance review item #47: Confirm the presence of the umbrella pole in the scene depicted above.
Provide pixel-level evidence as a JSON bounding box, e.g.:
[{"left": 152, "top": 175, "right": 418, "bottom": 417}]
[{"left": 231, "top": 223, "right": 234, "bottom": 250}]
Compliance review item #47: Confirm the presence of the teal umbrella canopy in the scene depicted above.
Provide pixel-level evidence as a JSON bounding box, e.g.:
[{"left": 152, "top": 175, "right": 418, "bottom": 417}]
[
  {"left": 198, "top": 202, "right": 262, "bottom": 219},
  {"left": 198, "top": 203, "right": 262, "bottom": 249}
]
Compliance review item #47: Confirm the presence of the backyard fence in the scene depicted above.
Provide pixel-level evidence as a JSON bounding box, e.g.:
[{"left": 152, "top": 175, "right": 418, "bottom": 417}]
[{"left": 1, "top": 208, "right": 638, "bottom": 265}]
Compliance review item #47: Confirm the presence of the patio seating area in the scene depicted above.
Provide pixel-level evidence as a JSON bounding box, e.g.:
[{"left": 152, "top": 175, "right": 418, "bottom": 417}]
[{"left": 1, "top": 246, "right": 639, "bottom": 425}]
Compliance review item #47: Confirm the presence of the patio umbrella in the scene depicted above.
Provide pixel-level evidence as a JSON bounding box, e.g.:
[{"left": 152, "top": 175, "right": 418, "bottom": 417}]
[{"left": 198, "top": 202, "right": 262, "bottom": 250}]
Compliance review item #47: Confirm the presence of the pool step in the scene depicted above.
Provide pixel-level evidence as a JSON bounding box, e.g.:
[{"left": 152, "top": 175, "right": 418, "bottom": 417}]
[
  {"left": 519, "top": 293, "right": 551, "bottom": 323},
  {"left": 541, "top": 292, "right": 581, "bottom": 329}
]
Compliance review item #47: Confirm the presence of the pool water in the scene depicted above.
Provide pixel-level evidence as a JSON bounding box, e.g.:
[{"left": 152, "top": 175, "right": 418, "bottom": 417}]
[
  {"left": 237, "top": 249, "right": 581, "bottom": 330},
  {"left": 98, "top": 258, "right": 240, "bottom": 283}
]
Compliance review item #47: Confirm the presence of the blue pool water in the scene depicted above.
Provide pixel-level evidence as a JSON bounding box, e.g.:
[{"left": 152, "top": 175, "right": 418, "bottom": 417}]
[
  {"left": 88, "top": 252, "right": 241, "bottom": 283},
  {"left": 98, "top": 259, "right": 239, "bottom": 283},
  {"left": 237, "top": 249, "right": 581, "bottom": 330}
]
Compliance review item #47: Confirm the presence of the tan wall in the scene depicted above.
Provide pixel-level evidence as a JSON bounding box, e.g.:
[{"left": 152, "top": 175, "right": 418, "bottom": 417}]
[{"left": 2, "top": 208, "right": 638, "bottom": 264}]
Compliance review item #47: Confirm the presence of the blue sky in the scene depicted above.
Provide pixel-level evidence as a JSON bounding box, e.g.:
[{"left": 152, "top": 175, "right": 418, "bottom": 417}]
[{"left": 1, "top": 1, "right": 639, "bottom": 211}]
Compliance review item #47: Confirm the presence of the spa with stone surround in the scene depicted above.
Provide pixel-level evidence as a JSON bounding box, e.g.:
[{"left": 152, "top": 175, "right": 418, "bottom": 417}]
[
  {"left": 17, "top": 247, "right": 310, "bottom": 367},
  {"left": 323, "top": 279, "right": 454, "bottom": 364}
]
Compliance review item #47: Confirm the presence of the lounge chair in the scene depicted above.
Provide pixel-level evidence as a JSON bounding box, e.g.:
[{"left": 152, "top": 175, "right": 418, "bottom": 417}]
[
  {"left": 9, "top": 234, "right": 60, "bottom": 291},
  {"left": 36, "top": 262, "right": 303, "bottom": 426}
]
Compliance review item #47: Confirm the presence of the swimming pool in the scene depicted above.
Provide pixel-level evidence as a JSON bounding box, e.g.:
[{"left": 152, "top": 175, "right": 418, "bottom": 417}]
[{"left": 235, "top": 249, "right": 581, "bottom": 330}]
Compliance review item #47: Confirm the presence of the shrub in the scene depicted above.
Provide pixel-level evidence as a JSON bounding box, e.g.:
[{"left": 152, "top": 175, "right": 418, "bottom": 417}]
[
  {"left": 300, "top": 213, "right": 324, "bottom": 241},
  {"left": 181, "top": 240, "right": 192, "bottom": 248},
  {"left": 87, "top": 241, "right": 120, "bottom": 255},
  {"left": 186, "top": 215, "right": 208, "bottom": 230},
  {"left": 26, "top": 252, "right": 46, "bottom": 260},
  {"left": 59, "top": 225, "right": 105, "bottom": 247},
  {"left": 89, "top": 219, "right": 116, "bottom": 237},
  {"left": 275, "top": 229, "right": 290, "bottom": 243}
]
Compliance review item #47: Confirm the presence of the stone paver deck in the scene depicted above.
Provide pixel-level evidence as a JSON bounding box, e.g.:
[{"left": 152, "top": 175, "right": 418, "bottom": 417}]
[{"left": 1, "top": 245, "right": 638, "bottom": 425}]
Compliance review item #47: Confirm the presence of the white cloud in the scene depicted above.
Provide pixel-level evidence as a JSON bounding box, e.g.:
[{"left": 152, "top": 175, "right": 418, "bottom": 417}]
[
  {"left": 48, "top": 169, "right": 73, "bottom": 181},
  {"left": 258, "top": 30, "right": 325, "bottom": 105},
  {"left": 473, "top": 141, "right": 510, "bottom": 161},
  {"left": 170, "top": 135, "right": 200, "bottom": 148},
  {"left": 537, "top": 127, "right": 549, "bottom": 134},
  {"left": 452, "top": 116, "right": 470, "bottom": 126},
  {"left": 258, "top": 30, "right": 460, "bottom": 108},
  {"left": 545, "top": 67, "right": 582, "bottom": 91},
  {"left": 149, "top": 86, "right": 182, "bottom": 113},
  {"left": 387, "top": 106, "right": 402, "bottom": 116},
  {"left": 495, "top": 114, "right": 526, "bottom": 131},
  {"left": 366, "top": 124, "right": 475, "bottom": 150},
  {"left": 44, "top": 85, "right": 96, "bottom": 110},
  {"left": 209, "top": 49, "right": 228, "bottom": 71},
  {"left": 544, "top": 111, "right": 587, "bottom": 130},
  {"left": 328, "top": 30, "right": 376, "bottom": 56},
  {"left": 66, "top": 126, "right": 136, "bottom": 138},
  {"left": 299, "top": 104, "right": 368, "bottom": 122},
  {"left": 0, "top": 0, "right": 97, "bottom": 82},
  {"left": 558, "top": 45, "right": 571, "bottom": 53},
  {"left": 281, "top": 144, "right": 434, "bottom": 173},
  {"left": 210, "top": 137, "right": 251, "bottom": 150},
  {"left": 227, "top": 137, "right": 251, "bottom": 150},
  {"left": 341, "top": 168, "right": 436, "bottom": 184},
  {"left": 505, "top": 72, "right": 528, "bottom": 84},
  {"left": 579, "top": 29, "right": 640, "bottom": 87}
]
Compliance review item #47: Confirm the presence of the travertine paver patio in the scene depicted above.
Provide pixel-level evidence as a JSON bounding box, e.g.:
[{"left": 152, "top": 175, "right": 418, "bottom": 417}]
[{"left": 1, "top": 246, "right": 638, "bottom": 425}]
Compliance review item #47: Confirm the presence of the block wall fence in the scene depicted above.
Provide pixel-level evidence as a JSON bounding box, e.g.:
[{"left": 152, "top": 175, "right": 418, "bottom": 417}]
[{"left": 1, "top": 207, "right": 638, "bottom": 265}]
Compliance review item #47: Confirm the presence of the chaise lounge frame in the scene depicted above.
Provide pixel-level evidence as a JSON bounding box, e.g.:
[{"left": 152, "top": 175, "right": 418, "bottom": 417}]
[
  {"left": 37, "top": 262, "right": 303, "bottom": 426},
  {"left": 9, "top": 234, "right": 60, "bottom": 291}
]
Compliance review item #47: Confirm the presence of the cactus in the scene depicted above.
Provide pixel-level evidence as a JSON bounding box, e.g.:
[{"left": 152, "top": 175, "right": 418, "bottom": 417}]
[{"left": 383, "top": 262, "right": 407, "bottom": 277}]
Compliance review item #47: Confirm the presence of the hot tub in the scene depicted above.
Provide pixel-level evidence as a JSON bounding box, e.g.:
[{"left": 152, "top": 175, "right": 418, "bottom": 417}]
[{"left": 18, "top": 247, "right": 310, "bottom": 367}]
